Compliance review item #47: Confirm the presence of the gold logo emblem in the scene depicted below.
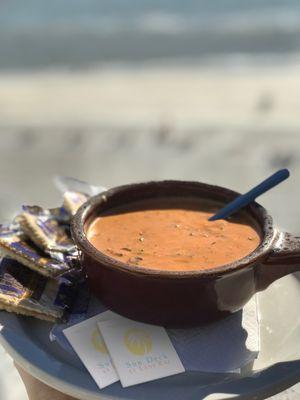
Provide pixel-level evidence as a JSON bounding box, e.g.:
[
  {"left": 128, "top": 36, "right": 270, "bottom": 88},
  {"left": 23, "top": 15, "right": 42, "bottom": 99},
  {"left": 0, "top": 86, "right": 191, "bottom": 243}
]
[
  {"left": 91, "top": 328, "right": 108, "bottom": 354},
  {"left": 124, "top": 328, "right": 152, "bottom": 355}
]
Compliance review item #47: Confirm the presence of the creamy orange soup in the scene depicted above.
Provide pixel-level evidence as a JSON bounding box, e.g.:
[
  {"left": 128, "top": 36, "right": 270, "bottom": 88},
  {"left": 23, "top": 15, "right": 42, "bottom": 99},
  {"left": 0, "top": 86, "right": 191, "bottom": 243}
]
[{"left": 87, "top": 197, "right": 261, "bottom": 271}]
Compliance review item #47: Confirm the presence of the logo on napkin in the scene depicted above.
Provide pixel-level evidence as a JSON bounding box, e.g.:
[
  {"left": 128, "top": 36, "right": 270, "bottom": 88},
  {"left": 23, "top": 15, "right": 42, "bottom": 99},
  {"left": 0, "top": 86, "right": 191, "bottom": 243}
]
[{"left": 124, "top": 328, "right": 152, "bottom": 355}]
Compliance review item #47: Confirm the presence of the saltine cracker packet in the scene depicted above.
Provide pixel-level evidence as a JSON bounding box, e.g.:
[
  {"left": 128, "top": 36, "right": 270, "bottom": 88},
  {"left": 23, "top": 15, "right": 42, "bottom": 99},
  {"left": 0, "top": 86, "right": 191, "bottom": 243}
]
[{"left": 0, "top": 257, "right": 73, "bottom": 322}]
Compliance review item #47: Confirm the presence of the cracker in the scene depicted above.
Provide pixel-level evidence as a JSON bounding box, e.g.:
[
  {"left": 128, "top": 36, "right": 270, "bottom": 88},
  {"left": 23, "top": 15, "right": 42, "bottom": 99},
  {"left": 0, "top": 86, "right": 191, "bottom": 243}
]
[
  {"left": 0, "top": 226, "right": 70, "bottom": 278},
  {"left": 17, "top": 212, "right": 75, "bottom": 253},
  {"left": 0, "top": 258, "right": 72, "bottom": 322}
]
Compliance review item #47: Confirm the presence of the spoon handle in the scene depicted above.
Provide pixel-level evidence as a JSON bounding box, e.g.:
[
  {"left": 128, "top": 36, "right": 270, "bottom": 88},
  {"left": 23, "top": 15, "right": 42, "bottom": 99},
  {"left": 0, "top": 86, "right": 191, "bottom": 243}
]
[{"left": 209, "top": 169, "right": 290, "bottom": 221}]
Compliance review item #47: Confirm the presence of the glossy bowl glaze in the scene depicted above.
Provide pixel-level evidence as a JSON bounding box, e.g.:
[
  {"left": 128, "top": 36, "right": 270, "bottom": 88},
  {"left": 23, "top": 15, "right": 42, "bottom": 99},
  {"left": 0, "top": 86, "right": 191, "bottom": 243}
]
[{"left": 71, "top": 181, "right": 300, "bottom": 327}]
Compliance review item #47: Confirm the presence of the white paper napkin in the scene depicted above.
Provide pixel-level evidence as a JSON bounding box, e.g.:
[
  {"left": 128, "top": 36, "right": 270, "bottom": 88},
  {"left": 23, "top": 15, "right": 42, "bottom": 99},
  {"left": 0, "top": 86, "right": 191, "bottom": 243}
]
[
  {"left": 63, "top": 312, "right": 119, "bottom": 389},
  {"left": 57, "top": 294, "right": 260, "bottom": 377},
  {"left": 168, "top": 295, "right": 260, "bottom": 373}
]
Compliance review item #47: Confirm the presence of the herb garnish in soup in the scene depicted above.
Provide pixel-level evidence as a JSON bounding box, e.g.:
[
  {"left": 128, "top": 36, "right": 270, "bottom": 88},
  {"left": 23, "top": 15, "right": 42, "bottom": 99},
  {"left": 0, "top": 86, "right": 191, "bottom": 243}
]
[{"left": 87, "top": 197, "right": 261, "bottom": 271}]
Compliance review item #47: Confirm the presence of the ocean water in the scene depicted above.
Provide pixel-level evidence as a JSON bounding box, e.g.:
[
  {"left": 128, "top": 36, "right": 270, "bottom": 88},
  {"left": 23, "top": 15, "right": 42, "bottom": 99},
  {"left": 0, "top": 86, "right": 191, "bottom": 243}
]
[{"left": 1, "top": 0, "right": 300, "bottom": 70}]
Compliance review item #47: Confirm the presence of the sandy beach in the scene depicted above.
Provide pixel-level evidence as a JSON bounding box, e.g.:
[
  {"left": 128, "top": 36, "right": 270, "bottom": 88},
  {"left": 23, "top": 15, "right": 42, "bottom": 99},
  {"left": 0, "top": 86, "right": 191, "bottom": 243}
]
[
  {"left": 1, "top": 62, "right": 300, "bottom": 399},
  {"left": 0, "top": 63, "right": 300, "bottom": 129}
]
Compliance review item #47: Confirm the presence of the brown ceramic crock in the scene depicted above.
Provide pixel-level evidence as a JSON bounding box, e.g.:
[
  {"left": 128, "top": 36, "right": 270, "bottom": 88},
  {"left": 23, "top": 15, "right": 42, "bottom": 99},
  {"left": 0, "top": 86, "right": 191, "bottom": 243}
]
[{"left": 71, "top": 180, "right": 300, "bottom": 328}]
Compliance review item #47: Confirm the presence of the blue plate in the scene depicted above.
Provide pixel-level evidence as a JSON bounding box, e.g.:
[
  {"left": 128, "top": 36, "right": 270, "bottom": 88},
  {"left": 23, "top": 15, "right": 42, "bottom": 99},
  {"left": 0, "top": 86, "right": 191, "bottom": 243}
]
[{"left": 1, "top": 273, "right": 300, "bottom": 400}]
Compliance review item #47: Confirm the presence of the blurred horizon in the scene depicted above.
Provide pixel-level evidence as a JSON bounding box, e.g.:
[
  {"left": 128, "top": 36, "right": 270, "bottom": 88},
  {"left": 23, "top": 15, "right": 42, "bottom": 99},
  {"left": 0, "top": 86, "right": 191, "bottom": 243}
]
[{"left": 1, "top": 0, "right": 300, "bottom": 71}]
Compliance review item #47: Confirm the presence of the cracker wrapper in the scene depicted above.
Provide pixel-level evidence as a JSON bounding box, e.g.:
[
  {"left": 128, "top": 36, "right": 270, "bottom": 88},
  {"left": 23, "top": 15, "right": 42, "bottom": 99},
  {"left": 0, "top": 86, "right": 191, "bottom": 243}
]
[
  {"left": 0, "top": 225, "right": 70, "bottom": 278},
  {"left": 54, "top": 176, "right": 106, "bottom": 197},
  {"left": 49, "top": 280, "right": 91, "bottom": 351},
  {"left": 0, "top": 223, "right": 26, "bottom": 240},
  {"left": 22, "top": 205, "right": 70, "bottom": 223},
  {"left": 63, "top": 191, "right": 89, "bottom": 216},
  {"left": 0, "top": 257, "right": 74, "bottom": 322},
  {"left": 17, "top": 211, "right": 75, "bottom": 254},
  {"left": 0, "top": 178, "right": 103, "bottom": 323}
]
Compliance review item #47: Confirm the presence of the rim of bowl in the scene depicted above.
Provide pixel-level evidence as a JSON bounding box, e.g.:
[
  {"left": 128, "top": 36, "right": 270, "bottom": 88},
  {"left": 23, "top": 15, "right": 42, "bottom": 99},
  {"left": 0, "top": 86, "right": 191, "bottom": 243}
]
[{"left": 71, "top": 180, "right": 276, "bottom": 278}]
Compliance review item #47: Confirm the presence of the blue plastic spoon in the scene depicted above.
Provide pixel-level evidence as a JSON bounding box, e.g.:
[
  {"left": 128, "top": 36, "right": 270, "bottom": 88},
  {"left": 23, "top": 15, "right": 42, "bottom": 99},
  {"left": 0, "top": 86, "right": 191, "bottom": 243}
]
[{"left": 209, "top": 168, "right": 290, "bottom": 221}]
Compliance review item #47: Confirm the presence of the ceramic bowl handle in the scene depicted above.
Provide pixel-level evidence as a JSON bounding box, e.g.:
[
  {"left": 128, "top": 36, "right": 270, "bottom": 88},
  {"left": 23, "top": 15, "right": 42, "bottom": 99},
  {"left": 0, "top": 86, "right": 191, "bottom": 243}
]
[{"left": 257, "top": 232, "right": 300, "bottom": 291}]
